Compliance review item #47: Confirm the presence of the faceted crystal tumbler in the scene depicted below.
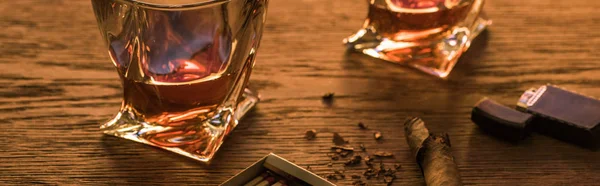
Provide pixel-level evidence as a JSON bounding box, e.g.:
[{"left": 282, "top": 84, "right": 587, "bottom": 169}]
[
  {"left": 344, "top": 0, "right": 491, "bottom": 78},
  {"left": 92, "top": 0, "right": 268, "bottom": 162}
]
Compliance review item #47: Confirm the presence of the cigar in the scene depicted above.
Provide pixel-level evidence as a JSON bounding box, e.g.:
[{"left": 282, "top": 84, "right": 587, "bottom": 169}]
[
  {"left": 244, "top": 172, "right": 268, "bottom": 186},
  {"left": 404, "top": 117, "right": 462, "bottom": 186}
]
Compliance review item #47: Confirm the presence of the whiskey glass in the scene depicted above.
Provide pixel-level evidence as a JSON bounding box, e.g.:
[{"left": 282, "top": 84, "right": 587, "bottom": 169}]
[
  {"left": 92, "top": 0, "right": 268, "bottom": 162},
  {"left": 344, "top": 0, "right": 491, "bottom": 78}
]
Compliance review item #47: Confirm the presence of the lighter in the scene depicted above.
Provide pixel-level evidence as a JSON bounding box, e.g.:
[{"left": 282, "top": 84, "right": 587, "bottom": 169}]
[
  {"left": 471, "top": 85, "right": 600, "bottom": 149},
  {"left": 516, "top": 85, "right": 600, "bottom": 149}
]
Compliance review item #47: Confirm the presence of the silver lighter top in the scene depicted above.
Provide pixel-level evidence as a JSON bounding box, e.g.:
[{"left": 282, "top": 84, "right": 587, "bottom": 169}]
[{"left": 516, "top": 86, "right": 547, "bottom": 112}]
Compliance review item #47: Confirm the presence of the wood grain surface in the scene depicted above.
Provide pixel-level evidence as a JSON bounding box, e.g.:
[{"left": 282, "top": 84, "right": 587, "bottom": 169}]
[{"left": 2, "top": 0, "right": 600, "bottom": 185}]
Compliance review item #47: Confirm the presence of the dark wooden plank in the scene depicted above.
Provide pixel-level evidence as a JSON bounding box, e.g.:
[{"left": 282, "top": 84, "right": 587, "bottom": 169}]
[{"left": 1, "top": 0, "right": 600, "bottom": 185}]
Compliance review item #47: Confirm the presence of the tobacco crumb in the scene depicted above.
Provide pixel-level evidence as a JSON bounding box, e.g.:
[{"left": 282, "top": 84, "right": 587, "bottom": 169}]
[
  {"left": 394, "top": 164, "right": 402, "bottom": 170},
  {"left": 384, "top": 175, "right": 395, "bottom": 184},
  {"left": 335, "top": 149, "right": 343, "bottom": 153},
  {"left": 331, "top": 146, "right": 354, "bottom": 151},
  {"left": 384, "top": 168, "right": 396, "bottom": 176},
  {"left": 358, "top": 122, "right": 368, "bottom": 129},
  {"left": 363, "top": 168, "right": 376, "bottom": 179},
  {"left": 327, "top": 152, "right": 339, "bottom": 160},
  {"left": 306, "top": 165, "right": 312, "bottom": 171},
  {"left": 373, "top": 151, "right": 394, "bottom": 157},
  {"left": 322, "top": 93, "right": 335, "bottom": 100},
  {"left": 304, "top": 129, "right": 317, "bottom": 140},
  {"left": 326, "top": 174, "right": 338, "bottom": 181},
  {"left": 339, "top": 150, "right": 351, "bottom": 157},
  {"left": 345, "top": 155, "right": 362, "bottom": 166},
  {"left": 333, "top": 132, "right": 346, "bottom": 145},
  {"left": 359, "top": 144, "right": 366, "bottom": 152},
  {"left": 322, "top": 93, "right": 335, "bottom": 107},
  {"left": 352, "top": 180, "right": 367, "bottom": 186},
  {"left": 327, "top": 162, "right": 333, "bottom": 167},
  {"left": 364, "top": 155, "right": 374, "bottom": 167},
  {"left": 331, "top": 155, "right": 339, "bottom": 161},
  {"left": 374, "top": 131, "right": 382, "bottom": 140},
  {"left": 326, "top": 170, "right": 345, "bottom": 180}
]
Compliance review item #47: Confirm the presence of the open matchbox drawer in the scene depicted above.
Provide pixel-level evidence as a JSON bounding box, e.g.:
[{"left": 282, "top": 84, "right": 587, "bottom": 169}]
[{"left": 221, "top": 153, "right": 336, "bottom": 186}]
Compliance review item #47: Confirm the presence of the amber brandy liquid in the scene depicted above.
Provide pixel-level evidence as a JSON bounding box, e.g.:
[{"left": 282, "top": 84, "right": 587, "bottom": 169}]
[
  {"left": 368, "top": 0, "right": 473, "bottom": 41},
  {"left": 122, "top": 74, "right": 235, "bottom": 125}
]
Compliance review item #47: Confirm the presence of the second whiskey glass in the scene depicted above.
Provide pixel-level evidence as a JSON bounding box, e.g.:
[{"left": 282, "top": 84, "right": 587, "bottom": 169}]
[{"left": 345, "top": 0, "right": 491, "bottom": 78}]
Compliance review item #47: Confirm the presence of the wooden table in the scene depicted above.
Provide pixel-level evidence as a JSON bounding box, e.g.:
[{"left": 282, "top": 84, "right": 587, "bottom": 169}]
[{"left": 2, "top": 0, "right": 600, "bottom": 185}]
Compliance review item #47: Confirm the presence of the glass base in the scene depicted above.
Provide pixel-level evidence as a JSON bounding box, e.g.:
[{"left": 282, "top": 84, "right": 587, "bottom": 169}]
[
  {"left": 344, "top": 15, "right": 491, "bottom": 78},
  {"left": 101, "top": 87, "right": 259, "bottom": 162}
]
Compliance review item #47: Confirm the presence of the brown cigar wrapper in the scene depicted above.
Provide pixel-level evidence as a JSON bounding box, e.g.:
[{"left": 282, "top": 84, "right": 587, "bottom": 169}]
[{"left": 404, "top": 117, "right": 462, "bottom": 186}]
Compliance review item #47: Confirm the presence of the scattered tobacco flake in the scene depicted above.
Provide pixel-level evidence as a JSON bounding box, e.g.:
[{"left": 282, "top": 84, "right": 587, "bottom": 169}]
[
  {"left": 384, "top": 175, "right": 395, "bottom": 184},
  {"left": 373, "top": 151, "right": 394, "bottom": 157},
  {"left": 384, "top": 168, "right": 396, "bottom": 176},
  {"left": 339, "top": 150, "right": 351, "bottom": 157},
  {"left": 376, "top": 162, "right": 386, "bottom": 177},
  {"left": 333, "top": 132, "right": 346, "bottom": 145},
  {"left": 326, "top": 170, "right": 345, "bottom": 180},
  {"left": 322, "top": 93, "right": 335, "bottom": 100},
  {"left": 351, "top": 175, "right": 362, "bottom": 179},
  {"left": 374, "top": 131, "right": 382, "bottom": 140},
  {"left": 352, "top": 180, "right": 367, "bottom": 186},
  {"left": 345, "top": 155, "right": 362, "bottom": 166},
  {"left": 331, "top": 146, "right": 354, "bottom": 151},
  {"left": 327, "top": 162, "right": 333, "bottom": 167},
  {"left": 364, "top": 155, "right": 374, "bottom": 167},
  {"left": 327, "top": 152, "right": 339, "bottom": 160},
  {"left": 326, "top": 174, "right": 338, "bottom": 181},
  {"left": 358, "top": 122, "right": 368, "bottom": 129},
  {"left": 331, "top": 145, "right": 353, "bottom": 157},
  {"left": 331, "top": 155, "right": 339, "bottom": 161},
  {"left": 304, "top": 129, "right": 317, "bottom": 140},
  {"left": 363, "top": 168, "right": 376, "bottom": 179},
  {"left": 359, "top": 144, "right": 366, "bottom": 152},
  {"left": 394, "top": 164, "right": 402, "bottom": 170}
]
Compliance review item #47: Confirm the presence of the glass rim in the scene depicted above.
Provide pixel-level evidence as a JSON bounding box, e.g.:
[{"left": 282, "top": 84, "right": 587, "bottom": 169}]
[{"left": 115, "top": 0, "right": 229, "bottom": 10}]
